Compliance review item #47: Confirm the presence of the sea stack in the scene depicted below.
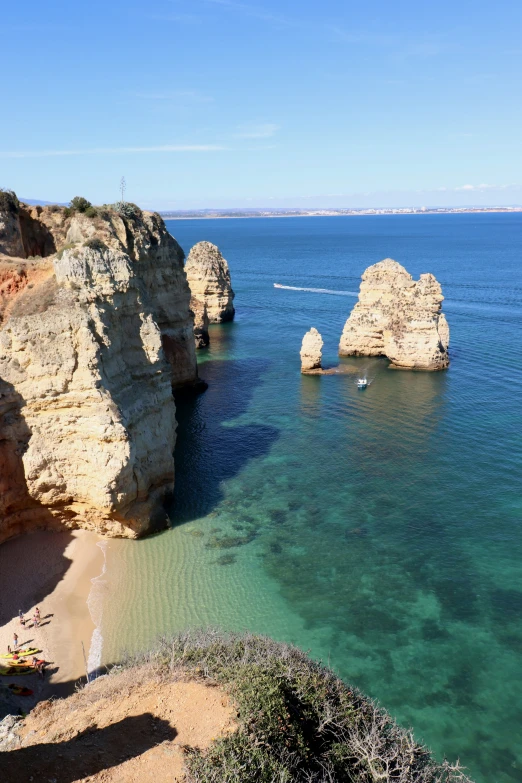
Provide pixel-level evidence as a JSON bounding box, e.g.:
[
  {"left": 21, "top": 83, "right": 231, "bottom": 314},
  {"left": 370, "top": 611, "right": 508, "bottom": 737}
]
[
  {"left": 0, "top": 194, "right": 200, "bottom": 543},
  {"left": 339, "top": 259, "right": 450, "bottom": 370},
  {"left": 300, "top": 327, "right": 324, "bottom": 373},
  {"left": 185, "top": 241, "right": 235, "bottom": 323}
]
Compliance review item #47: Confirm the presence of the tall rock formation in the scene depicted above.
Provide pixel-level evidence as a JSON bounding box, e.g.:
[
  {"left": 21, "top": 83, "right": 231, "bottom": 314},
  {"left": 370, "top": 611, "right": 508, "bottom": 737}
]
[
  {"left": 300, "top": 328, "right": 324, "bottom": 373},
  {"left": 0, "top": 197, "right": 200, "bottom": 543},
  {"left": 339, "top": 259, "right": 450, "bottom": 370},
  {"left": 185, "top": 241, "right": 235, "bottom": 324},
  {"left": 191, "top": 297, "right": 209, "bottom": 349}
]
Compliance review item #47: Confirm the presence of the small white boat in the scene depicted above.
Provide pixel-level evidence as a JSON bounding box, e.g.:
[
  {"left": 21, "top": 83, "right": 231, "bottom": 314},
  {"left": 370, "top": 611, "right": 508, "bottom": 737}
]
[
  {"left": 357, "top": 377, "right": 368, "bottom": 389},
  {"left": 274, "top": 283, "right": 283, "bottom": 288}
]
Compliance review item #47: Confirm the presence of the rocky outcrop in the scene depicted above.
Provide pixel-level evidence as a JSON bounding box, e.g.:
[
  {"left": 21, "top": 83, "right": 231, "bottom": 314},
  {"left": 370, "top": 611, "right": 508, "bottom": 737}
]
[
  {"left": 339, "top": 259, "right": 450, "bottom": 370},
  {"left": 0, "top": 191, "right": 25, "bottom": 257},
  {"left": 185, "top": 241, "right": 235, "bottom": 323},
  {"left": 300, "top": 328, "right": 323, "bottom": 373},
  {"left": 191, "top": 296, "right": 209, "bottom": 349},
  {"left": 0, "top": 197, "right": 201, "bottom": 542}
]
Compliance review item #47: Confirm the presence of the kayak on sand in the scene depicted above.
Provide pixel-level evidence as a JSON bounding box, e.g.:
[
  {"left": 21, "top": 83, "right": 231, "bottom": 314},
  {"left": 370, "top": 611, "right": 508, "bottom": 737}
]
[
  {"left": 0, "top": 666, "right": 34, "bottom": 676},
  {"left": 1, "top": 648, "right": 40, "bottom": 659}
]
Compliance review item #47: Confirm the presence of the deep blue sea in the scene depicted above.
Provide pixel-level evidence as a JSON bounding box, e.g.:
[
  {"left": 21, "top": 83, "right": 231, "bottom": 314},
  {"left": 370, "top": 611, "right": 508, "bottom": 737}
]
[{"left": 101, "top": 215, "right": 522, "bottom": 782}]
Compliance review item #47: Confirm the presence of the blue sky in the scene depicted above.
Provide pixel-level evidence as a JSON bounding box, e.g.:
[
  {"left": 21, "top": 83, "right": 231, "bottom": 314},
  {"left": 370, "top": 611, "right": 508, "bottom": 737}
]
[{"left": 2, "top": 0, "right": 521, "bottom": 209}]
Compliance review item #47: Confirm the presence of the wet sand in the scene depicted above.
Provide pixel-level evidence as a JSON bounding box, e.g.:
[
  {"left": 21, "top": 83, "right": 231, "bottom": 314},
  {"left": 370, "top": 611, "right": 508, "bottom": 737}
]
[{"left": 0, "top": 529, "right": 103, "bottom": 715}]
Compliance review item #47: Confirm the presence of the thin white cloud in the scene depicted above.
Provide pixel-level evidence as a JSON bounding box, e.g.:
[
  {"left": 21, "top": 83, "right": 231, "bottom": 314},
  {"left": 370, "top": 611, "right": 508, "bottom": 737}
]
[
  {"left": 130, "top": 89, "right": 214, "bottom": 103},
  {"left": 326, "top": 25, "right": 394, "bottom": 46},
  {"left": 147, "top": 12, "right": 201, "bottom": 23},
  {"left": 0, "top": 145, "right": 227, "bottom": 159},
  {"left": 204, "top": 0, "right": 297, "bottom": 26},
  {"left": 454, "top": 183, "right": 513, "bottom": 192},
  {"left": 234, "top": 123, "right": 279, "bottom": 139}
]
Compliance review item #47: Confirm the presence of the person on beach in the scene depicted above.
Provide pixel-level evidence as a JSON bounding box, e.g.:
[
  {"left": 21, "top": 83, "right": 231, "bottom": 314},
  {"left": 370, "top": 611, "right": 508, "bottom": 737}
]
[
  {"left": 35, "top": 607, "right": 41, "bottom": 623},
  {"left": 33, "top": 613, "right": 39, "bottom": 628},
  {"left": 19, "top": 610, "right": 25, "bottom": 626},
  {"left": 13, "top": 633, "right": 18, "bottom": 649}
]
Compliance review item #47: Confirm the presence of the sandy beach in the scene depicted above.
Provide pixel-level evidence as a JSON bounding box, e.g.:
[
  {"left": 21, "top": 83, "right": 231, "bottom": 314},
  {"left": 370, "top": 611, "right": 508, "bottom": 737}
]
[{"left": 0, "top": 529, "right": 103, "bottom": 717}]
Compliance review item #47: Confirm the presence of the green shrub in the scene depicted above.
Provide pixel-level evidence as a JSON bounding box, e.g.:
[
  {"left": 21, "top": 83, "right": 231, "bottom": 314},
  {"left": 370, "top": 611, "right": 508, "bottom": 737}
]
[
  {"left": 69, "top": 196, "right": 92, "bottom": 213},
  {"left": 63, "top": 206, "right": 73, "bottom": 218},
  {"left": 0, "top": 188, "right": 20, "bottom": 213},
  {"left": 83, "top": 237, "right": 107, "bottom": 252},
  {"left": 84, "top": 205, "right": 98, "bottom": 218},
  {"left": 111, "top": 201, "right": 142, "bottom": 219}
]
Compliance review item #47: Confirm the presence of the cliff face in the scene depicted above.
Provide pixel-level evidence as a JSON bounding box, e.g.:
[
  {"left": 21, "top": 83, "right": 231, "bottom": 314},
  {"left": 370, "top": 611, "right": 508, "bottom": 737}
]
[
  {"left": 191, "top": 296, "right": 209, "bottom": 349},
  {"left": 185, "top": 241, "right": 235, "bottom": 323},
  {"left": 0, "top": 199, "right": 199, "bottom": 542},
  {"left": 339, "top": 259, "right": 450, "bottom": 370}
]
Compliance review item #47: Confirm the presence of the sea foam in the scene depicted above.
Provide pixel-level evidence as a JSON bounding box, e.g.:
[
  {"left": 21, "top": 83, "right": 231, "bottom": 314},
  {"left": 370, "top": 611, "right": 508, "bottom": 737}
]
[{"left": 86, "top": 540, "right": 108, "bottom": 679}]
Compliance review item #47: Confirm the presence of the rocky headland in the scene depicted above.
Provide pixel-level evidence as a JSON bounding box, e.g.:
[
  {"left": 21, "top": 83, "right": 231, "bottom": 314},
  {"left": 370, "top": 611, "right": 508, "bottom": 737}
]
[
  {"left": 0, "top": 630, "right": 472, "bottom": 783},
  {"left": 339, "top": 259, "right": 450, "bottom": 370},
  {"left": 0, "top": 192, "right": 201, "bottom": 543},
  {"left": 185, "top": 241, "right": 235, "bottom": 326}
]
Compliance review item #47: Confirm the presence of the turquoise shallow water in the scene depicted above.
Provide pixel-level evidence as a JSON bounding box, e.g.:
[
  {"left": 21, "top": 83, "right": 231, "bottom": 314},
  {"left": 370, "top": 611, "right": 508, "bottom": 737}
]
[{"left": 100, "top": 215, "right": 522, "bottom": 782}]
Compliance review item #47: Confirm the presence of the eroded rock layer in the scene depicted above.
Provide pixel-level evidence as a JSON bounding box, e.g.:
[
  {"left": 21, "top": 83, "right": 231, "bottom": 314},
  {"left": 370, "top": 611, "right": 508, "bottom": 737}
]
[
  {"left": 185, "top": 241, "right": 235, "bottom": 323},
  {"left": 191, "top": 296, "right": 209, "bottom": 349},
  {"left": 339, "top": 259, "right": 450, "bottom": 370},
  {"left": 0, "top": 198, "right": 199, "bottom": 542}
]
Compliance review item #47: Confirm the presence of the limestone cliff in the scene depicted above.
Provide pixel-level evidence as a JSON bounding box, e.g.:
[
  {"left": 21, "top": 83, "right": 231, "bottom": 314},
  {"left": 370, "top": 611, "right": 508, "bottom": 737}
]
[
  {"left": 339, "top": 259, "right": 450, "bottom": 370},
  {"left": 185, "top": 241, "right": 235, "bottom": 323},
  {"left": 191, "top": 296, "right": 209, "bottom": 349},
  {"left": 300, "top": 328, "right": 323, "bottom": 373},
  {"left": 0, "top": 197, "right": 200, "bottom": 542}
]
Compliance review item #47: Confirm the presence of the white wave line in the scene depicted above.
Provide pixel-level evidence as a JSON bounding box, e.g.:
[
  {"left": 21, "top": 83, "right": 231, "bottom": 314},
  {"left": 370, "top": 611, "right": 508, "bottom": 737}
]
[
  {"left": 275, "top": 284, "right": 358, "bottom": 296},
  {"left": 86, "top": 540, "right": 108, "bottom": 679}
]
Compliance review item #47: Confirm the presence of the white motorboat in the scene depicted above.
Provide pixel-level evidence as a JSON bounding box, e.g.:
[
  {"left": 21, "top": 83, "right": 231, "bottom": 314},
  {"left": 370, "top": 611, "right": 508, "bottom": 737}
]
[
  {"left": 274, "top": 283, "right": 283, "bottom": 288},
  {"left": 357, "top": 377, "right": 368, "bottom": 389}
]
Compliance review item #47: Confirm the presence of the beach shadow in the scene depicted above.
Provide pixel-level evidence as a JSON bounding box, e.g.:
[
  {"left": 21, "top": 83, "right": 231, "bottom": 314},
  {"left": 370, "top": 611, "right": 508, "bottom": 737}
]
[
  {"left": 0, "top": 713, "right": 177, "bottom": 782},
  {"left": 0, "top": 530, "right": 75, "bottom": 628},
  {"left": 170, "top": 358, "right": 279, "bottom": 523},
  {"left": 0, "top": 379, "right": 79, "bottom": 625}
]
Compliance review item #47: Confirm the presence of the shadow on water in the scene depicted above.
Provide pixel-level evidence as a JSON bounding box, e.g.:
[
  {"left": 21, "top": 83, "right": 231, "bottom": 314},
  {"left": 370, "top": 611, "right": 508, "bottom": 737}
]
[{"left": 170, "top": 357, "right": 279, "bottom": 524}]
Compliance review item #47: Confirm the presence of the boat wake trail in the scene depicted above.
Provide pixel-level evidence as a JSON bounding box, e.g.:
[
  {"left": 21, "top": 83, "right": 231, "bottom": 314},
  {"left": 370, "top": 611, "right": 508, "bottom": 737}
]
[{"left": 275, "top": 284, "right": 358, "bottom": 296}]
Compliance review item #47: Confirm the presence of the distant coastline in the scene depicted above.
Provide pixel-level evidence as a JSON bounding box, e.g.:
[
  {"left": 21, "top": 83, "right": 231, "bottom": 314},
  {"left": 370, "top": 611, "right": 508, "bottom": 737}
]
[{"left": 160, "top": 206, "right": 522, "bottom": 220}]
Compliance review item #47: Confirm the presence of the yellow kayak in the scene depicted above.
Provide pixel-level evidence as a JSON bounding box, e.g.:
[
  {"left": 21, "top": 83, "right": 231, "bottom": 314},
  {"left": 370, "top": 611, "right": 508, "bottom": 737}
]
[
  {"left": 0, "top": 666, "right": 34, "bottom": 676},
  {"left": 0, "top": 648, "right": 40, "bottom": 659}
]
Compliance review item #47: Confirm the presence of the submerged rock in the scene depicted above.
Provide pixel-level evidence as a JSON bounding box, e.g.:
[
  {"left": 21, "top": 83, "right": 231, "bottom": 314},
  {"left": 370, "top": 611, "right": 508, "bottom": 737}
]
[
  {"left": 185, "top": 241, "right": 235, "bottom": 323},
  {"left": 300, "top": 327, "right": 323, "bottom": 373},
  {"left": 339, "top": 258, "right": 450, "bottom": 370}
]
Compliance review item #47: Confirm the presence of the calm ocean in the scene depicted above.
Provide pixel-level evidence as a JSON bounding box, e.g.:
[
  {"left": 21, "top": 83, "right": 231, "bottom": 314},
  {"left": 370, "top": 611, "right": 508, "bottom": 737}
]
[{"left": 99, "top": 214, "right": 522, "bottom": 782}]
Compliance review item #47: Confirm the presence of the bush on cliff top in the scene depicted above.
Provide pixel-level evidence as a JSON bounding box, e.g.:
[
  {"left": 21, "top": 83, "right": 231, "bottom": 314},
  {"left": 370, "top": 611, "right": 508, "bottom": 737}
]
[
  {"left": 120, "top": 630, "right": 472, "bottom": 783},
  {"left": 109, "top": 200, "right": 143, "bottom": 219},
  {"left": 0, "top": 188, "right": 20, "bottom": 213},
  {"left": 63, "top": 196, "right": 98, "bottom": 218}
]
